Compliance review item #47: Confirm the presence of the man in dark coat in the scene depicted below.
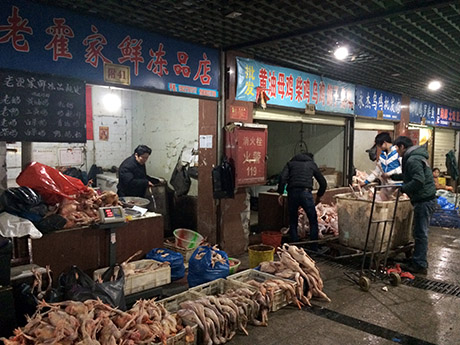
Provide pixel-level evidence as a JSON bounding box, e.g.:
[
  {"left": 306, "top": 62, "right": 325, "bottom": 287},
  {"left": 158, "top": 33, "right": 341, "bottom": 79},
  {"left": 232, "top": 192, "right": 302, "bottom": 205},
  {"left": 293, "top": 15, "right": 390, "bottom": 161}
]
[
  {"left": 390, "top": 136, "right": 437, "bottom": 274},
  {"left": 277, "top": 153, "right": 327, "bottom": 243},
  {"left": 117, "top": 145, "right": 161, "bottom": 197}
]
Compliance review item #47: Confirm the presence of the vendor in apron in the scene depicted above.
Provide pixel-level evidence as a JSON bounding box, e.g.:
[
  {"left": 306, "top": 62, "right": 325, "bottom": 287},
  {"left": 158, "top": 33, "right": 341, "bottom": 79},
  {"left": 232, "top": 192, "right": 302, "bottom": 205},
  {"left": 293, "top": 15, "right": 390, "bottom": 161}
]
[{"left": 117, "top": 145, "right": 163, "bottom": 197}]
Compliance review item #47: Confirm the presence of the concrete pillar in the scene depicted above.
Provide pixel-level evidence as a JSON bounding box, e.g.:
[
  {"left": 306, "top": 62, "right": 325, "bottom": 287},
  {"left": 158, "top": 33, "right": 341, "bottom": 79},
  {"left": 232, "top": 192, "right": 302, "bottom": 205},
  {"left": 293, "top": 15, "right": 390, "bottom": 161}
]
[
  {"left": 197, "top": 99, "right": 218, "bottom": 244},
  {"left": 21, "top": 142, "right": 33, "bottom": 169},
  {"left": 395, "top": 95, "right": 410, "bottom": 138}
]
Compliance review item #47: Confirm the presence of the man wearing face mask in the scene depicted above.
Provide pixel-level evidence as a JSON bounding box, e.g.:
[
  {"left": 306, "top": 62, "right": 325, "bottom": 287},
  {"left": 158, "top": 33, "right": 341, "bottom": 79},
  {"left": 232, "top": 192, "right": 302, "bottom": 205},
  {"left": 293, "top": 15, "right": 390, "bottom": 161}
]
[
  {"left": 117, "top": 145, "right": 162, "bottom": 197},
  {"left": 360, "top": 132, "right": 402, "bottom": 186}
]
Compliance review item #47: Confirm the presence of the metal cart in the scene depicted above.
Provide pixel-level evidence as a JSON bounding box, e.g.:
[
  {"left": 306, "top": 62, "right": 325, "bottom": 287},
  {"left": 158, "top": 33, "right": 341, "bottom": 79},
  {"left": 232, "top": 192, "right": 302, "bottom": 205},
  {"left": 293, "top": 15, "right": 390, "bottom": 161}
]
[{"left": 343, "top": 185, "right": 404, "bottom": 291}]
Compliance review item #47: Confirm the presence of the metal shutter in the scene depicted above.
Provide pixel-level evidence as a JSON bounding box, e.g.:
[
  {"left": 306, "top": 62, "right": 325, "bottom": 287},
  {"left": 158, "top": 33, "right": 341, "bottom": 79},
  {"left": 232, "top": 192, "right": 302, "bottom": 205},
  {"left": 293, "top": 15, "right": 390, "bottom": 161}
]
[
  {"left": 433, "top": 128, "right": 456, "bottom": 172},
  {"left": 354, "top": 118, "right": 395, "bottom": 131}
]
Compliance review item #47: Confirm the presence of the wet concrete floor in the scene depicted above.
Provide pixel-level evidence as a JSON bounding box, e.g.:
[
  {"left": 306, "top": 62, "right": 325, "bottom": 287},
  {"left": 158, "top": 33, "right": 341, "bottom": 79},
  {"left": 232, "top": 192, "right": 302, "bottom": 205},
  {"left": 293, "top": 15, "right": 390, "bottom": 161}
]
[{"left": 230, "top": 226, "right": 460, "bottom": 345}]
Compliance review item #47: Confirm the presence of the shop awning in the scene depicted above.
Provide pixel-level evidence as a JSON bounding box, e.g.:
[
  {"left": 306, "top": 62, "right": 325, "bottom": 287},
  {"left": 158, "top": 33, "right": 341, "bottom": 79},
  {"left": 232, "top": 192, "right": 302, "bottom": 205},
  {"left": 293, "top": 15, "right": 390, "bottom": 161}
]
[{"left": 254, "top": 109, "right": 346, "bottom": 126}]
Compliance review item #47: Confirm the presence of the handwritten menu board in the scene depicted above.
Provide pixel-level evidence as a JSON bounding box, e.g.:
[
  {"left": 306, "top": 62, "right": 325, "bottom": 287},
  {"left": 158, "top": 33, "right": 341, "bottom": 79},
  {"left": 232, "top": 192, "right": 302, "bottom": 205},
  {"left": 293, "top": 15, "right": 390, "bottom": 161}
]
[{"left": 0, "top": 70, "right": 86, "bottom": 143}]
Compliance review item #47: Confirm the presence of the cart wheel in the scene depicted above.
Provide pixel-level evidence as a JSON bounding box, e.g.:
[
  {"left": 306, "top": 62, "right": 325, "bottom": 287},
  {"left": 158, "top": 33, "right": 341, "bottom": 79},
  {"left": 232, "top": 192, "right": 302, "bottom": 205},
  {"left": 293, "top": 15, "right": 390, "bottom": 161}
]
[
  {"left": 359, "top": 276, "right": 371, "bottom": 292},
  {"left": 389, "top": 272, "right": 401, "bottom": 286}
]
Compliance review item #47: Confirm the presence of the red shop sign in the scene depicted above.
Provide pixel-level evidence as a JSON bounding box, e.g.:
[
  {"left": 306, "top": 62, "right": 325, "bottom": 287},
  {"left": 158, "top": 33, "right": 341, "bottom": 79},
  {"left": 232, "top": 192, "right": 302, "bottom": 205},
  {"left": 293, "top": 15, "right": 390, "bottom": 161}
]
[
  {"left": 225, "top": 124, "right": 267, "bottom": 187},
  {"left": 229, "top": 105, "right": 249, "bottom": 121}
]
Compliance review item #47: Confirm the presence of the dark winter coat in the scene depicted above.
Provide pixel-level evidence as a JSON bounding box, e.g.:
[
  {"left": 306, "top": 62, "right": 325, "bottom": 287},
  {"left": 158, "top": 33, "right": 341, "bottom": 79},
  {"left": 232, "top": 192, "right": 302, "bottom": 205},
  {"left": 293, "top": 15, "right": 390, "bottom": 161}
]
[
  {"left": 391, "top": 146, "right": 436, "bottom": 203},
  {"left": 277, "top": 153, "right": 327, "bottom": 197},
  {"left": 117, "top": 154, "right": 158, "bottom": 197}
]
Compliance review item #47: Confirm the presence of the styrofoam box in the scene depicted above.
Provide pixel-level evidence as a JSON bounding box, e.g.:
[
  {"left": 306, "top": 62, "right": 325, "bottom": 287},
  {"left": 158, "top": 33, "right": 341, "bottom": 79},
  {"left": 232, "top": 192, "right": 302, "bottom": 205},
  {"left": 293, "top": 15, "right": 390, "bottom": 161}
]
[
  {"left": 93, "top": 259, "right": 171, "bottom": 295},
  {"left": 229, "top": 269, "right": 298, "bottom": 312}
]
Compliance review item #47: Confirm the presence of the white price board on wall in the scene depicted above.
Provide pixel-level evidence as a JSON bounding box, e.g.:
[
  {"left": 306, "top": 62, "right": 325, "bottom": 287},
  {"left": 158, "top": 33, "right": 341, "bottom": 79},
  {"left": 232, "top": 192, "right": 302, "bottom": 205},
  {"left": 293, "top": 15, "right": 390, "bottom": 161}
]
[{"left": 58, "top": 148, "right": 83, "bottom": 166}]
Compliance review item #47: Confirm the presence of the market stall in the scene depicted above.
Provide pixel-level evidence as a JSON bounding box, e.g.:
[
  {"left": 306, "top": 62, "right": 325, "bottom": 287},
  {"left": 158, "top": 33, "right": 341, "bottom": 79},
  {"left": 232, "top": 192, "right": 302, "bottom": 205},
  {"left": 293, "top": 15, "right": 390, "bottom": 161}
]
[{"left": 31, "top": 212, "right": 164, "bottom": 280}]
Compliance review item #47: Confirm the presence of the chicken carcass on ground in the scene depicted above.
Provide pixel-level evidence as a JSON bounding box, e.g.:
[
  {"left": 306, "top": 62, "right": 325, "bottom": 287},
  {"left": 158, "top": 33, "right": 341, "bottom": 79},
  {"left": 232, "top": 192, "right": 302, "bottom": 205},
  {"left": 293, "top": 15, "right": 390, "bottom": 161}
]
[
  {"left": 259, "top": 244, "right": 330, "bottom": 307},
  {"left": 0, "top": 297, "right": 190, "bottom": 345}
]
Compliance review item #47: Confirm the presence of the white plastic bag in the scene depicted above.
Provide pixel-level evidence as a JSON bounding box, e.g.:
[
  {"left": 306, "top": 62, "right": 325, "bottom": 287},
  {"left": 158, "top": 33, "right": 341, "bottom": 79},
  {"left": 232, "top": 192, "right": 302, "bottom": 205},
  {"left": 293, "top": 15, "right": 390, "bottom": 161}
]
[{"left": 0, "top": 212, "right": 43, "bottom": 239}]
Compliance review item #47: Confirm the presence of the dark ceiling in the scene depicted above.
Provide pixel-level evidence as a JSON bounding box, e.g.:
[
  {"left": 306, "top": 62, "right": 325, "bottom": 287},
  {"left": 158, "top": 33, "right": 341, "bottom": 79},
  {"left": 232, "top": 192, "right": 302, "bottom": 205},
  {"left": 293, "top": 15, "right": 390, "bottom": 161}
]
[{"left": 34, "top": 0, "right": 460, "bottom": 108}]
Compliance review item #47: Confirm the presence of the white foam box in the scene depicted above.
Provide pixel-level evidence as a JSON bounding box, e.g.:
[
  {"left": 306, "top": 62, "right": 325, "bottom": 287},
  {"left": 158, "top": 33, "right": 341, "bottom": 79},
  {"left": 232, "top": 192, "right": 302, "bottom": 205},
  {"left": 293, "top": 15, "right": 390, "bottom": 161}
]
[
  {"left": 229, "top": 269, "right": 298, "bottom": 312},
  {"left": 93, "top": 259, "right": 171, "bottom": 295}
]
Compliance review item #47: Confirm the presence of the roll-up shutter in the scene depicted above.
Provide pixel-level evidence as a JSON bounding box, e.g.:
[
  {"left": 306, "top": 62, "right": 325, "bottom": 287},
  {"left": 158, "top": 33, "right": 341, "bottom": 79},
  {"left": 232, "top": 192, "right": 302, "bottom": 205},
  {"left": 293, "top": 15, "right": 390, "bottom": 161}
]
[
  {"left": 253, "top": 109, "right": 346, "bottom": 126},
  {"left": 433, "top": 128, "right": 456, "bottom": 172},
  {"left": 355, "top": 118, "right": 395, "bottom": 131}
]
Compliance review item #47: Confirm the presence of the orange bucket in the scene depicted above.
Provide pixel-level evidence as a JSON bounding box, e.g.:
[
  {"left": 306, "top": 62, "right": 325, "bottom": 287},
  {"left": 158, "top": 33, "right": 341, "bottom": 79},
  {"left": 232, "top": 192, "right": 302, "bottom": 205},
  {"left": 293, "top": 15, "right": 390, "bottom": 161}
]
[{"left": 261, "top": 231, "right": 283, "bottom": 248}]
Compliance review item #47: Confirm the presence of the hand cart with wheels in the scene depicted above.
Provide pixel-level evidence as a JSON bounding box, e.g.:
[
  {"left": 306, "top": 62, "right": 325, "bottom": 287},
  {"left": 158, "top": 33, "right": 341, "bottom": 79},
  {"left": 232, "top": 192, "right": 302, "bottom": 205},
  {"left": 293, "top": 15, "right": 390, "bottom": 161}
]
[{"left": 344, "top": 185, "right": 404, "bottom": 291}]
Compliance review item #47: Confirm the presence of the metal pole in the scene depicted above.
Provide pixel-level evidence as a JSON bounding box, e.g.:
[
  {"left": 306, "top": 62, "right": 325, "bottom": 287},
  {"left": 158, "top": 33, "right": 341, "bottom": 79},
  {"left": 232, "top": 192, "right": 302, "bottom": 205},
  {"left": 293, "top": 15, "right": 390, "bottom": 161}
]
[
  {"left": 361, "top": 184, "right": 377, "bottom": 275},
  {"left": 383, "top": 187, "right": 401, "bottom": 268},
  {"left": 216, "top": 49, "right": 226, "bottom": 247}
]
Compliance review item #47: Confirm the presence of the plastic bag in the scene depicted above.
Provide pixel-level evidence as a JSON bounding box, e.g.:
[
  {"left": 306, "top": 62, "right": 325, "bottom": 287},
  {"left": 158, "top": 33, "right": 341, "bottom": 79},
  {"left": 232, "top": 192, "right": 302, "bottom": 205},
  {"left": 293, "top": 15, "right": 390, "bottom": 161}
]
[
  {"left": 169, "top": 151, "right": 191, "bottom": 196},
  {"left": 437, "top": 196, "right": 448, "bottom": 208},
  {"left": 14, "top": 282, "right": 62, "bottom": 325},
  {"left": 0, "top": 212, "right": 43, "bottom": 239},
  {"left": 63, "top": 167, "right": 88, "bottom": 185},
  {"left": 16, "top": 162, "right": 88, "bottom": 205},
  {"left": 146, "top": 248, "right": 184, "bottom": 281},
  {"left": 212, "top": 157, "right": 235, "bottom": 199},
  {"left": 170, "top": 164, "right": 191, "bottom": 196},
  {"left": 0, "top": 187, "right": 48, "bottom": 222},
  {"left": 187, "top": 246, "right": 229, "bottom": 287},
  {"left": 58, "top": 265, "right": 126, "bottom": 310},
  {"left": 35, "top": 214, "right": 68, "bottom": 234}
]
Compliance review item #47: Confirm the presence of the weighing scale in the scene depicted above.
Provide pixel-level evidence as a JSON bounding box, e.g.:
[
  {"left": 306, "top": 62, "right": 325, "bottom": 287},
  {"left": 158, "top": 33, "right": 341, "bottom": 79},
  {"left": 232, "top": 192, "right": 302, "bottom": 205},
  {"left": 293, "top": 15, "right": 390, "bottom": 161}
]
[
  {"left": 98, "top": 206, "right": 125, "bottom": 224},
  {"left": 98, "top": 206, "right": 126, "bottom": 266}
]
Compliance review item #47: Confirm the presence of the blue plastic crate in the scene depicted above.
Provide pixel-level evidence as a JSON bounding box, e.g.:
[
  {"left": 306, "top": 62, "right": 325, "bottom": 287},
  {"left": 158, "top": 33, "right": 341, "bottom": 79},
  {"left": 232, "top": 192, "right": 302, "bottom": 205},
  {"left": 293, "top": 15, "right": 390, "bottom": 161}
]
[{"left": 430, "top": 209, "right": 460, "bottom": 229}]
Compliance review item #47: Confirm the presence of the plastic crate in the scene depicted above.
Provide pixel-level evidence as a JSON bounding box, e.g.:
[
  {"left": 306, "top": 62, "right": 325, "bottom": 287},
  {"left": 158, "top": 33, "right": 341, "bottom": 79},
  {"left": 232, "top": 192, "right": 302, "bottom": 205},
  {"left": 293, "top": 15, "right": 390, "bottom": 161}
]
[
  {"left": 155, "top": 291, "right": 200, "bottom": 345},
  {"left": 228, "top": 269, "right": 297, "bottom": 311},
  {"left": 189, "top": 278, "right": 256, "bottom": 296},
  {"left": 430, "top": 209, "right": 460, "bottom": 228},
  {"left": 158, "top": 290, "right": 203, "bottom": 313},
  {"left": 93, "top": 259, "right": 171, "bottom": 295},
  {"left": 164, "top": 241, "right": 195, "bottom": 264}
]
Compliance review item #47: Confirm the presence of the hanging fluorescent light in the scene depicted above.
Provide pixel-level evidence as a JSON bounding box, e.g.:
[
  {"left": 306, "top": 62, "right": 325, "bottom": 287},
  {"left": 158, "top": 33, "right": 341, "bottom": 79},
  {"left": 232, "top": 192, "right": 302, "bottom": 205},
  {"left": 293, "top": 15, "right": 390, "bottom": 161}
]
[
  {"left": 103, "top": 93, "right": 121, "bottom": 112},
  {"left": 427, "top": 80, "right": 442, "bottom": 91},
  {"left": 334, "top": 46, "right": 348, "bottom": 60}
]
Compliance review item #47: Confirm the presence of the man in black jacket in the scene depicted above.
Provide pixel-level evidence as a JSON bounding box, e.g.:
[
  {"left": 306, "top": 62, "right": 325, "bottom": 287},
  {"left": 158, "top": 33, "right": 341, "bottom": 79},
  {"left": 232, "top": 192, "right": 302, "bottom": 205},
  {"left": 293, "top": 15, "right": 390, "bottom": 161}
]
[
  {"left": 117, "top": 145, "right": 162, "bottom": 197},
  {"left": 277, "top": 153, "right": 327, "bottom": 243},
  {"left": 390, "top": 136, "right": 437, "bottom": 274}
]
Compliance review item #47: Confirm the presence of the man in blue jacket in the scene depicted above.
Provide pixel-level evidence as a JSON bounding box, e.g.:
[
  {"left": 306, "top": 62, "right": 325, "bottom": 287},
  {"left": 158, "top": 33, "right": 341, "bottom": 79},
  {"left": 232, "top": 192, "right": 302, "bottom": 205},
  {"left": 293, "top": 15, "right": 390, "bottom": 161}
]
[
  {"left": 278, "top": 152, "right": 327, "bottom": 244},
  {"left": 390, "top": 136, "right": 437, "bottom": 274},
  {"left": 361, "top": 132, "right": 401, "bottom": 186}
]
